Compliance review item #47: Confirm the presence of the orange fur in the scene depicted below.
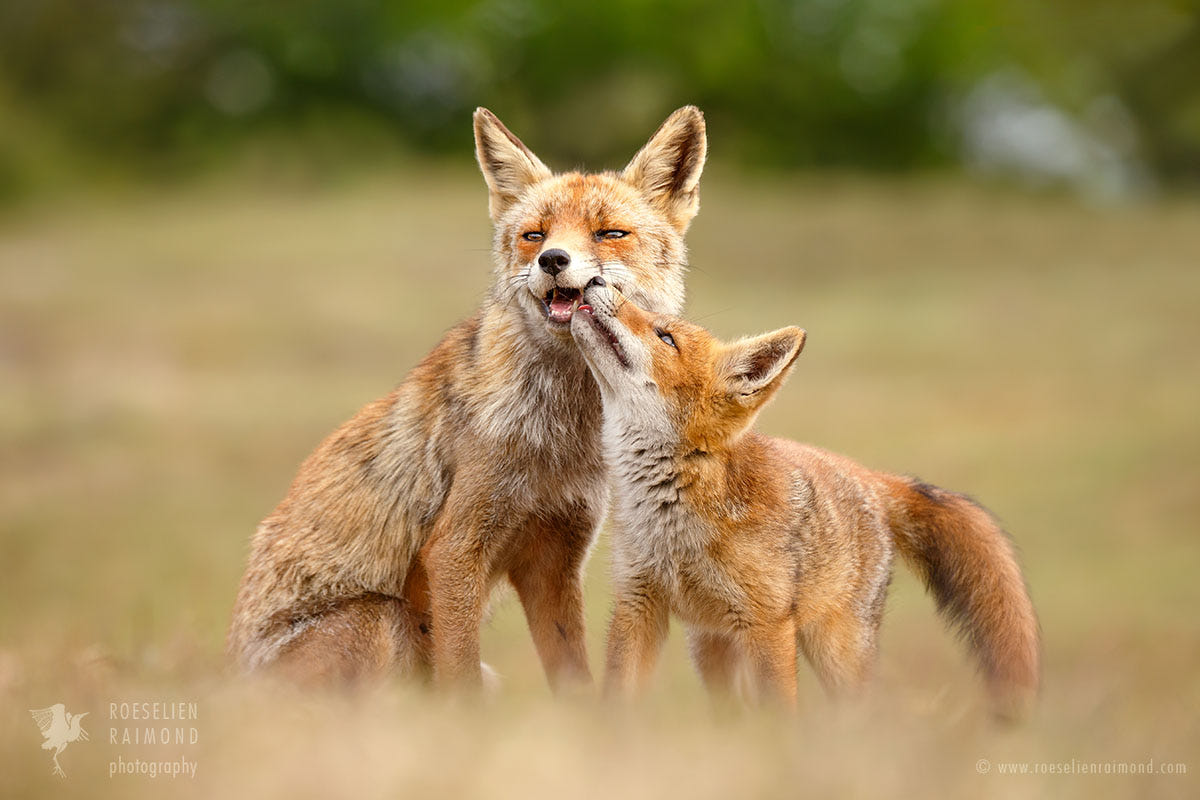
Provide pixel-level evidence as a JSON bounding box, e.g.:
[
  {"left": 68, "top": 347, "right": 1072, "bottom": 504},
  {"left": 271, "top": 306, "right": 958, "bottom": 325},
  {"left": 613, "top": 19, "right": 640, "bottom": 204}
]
[
  {"left": 228, "top": 107, "right": 709, "bottom": 691},
  {"left": 570, "top": 286, "right": 1040, "bottom": 718}
]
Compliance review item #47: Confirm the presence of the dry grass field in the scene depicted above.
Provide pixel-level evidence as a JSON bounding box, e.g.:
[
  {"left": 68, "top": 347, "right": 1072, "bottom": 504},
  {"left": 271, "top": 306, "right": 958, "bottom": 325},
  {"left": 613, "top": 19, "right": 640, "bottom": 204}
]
[{"left": 1, "top": 169, "right": 1197, "bottom": 798}]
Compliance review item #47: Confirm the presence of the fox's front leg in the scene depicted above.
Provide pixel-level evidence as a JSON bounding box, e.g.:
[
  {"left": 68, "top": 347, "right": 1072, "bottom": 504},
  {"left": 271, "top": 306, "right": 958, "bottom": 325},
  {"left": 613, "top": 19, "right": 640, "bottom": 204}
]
[
  {"left": 509, "top": 518, "right": 596, "bottom": 693},
  {"left": 603, "top": 578, "right": 669, "bottom": 700},
  {"left": 423, "top": 528, "right": 489, "bottom": 690}
]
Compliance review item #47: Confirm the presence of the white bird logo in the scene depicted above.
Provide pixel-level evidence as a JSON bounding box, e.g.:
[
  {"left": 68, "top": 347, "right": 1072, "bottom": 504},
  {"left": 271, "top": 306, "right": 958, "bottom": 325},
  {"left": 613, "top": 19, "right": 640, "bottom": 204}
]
[{"left": 30, "top": 703, "right": 89, "bottom": 777}]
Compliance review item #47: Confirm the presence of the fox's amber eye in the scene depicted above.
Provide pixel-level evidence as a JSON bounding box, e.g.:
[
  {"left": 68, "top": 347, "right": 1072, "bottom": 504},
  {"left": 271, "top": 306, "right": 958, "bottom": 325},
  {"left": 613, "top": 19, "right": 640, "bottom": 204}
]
[
  {"left": 597, "top": 229, "right": 630, "bottom": 240},
  {"left": 522, "top": 231, "right": 545, "bottom": 242},
  {"left": 655, "top": 329, "right": 677, "bottom": 349}
]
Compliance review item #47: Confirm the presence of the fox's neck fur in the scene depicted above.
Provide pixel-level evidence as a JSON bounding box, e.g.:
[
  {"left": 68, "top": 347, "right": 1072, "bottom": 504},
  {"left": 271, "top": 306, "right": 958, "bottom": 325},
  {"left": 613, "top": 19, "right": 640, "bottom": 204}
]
[
  {"left": 601, "top": 401, "right": 717, "bottom": 577},
  {"left": 467, "top": 292, "right": 602, "bottom": 457}
]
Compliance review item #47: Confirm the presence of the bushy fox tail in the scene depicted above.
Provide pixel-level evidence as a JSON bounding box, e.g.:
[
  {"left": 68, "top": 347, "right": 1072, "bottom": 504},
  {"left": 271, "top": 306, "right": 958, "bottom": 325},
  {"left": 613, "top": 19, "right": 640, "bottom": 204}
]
[{"left": 883, "top": 476, "right": 1040, "bottom": 719}]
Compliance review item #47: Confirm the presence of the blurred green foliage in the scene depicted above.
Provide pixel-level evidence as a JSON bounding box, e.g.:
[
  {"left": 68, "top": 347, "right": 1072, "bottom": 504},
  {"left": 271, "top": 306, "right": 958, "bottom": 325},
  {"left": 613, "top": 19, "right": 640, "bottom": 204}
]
[{"left": 0, "top": 0, "right": 1197, "bottom": 199}]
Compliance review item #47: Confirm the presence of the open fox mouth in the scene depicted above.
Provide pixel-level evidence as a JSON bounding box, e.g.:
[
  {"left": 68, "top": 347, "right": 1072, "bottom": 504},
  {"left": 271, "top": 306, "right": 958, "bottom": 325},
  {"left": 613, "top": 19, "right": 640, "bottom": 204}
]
[
  {"left": 577, "top": 304, "right": 630, "bottom": 367},
  {"left": 542, "top": 287, "right": 582, "bottom": 325}
]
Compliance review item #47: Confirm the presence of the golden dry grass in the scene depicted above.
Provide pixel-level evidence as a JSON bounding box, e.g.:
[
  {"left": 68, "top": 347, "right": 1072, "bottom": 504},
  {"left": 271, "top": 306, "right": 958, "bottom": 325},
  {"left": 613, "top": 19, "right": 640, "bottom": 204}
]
[{"left": 1, "top": 169, "right": 1197, "bottom": 799}]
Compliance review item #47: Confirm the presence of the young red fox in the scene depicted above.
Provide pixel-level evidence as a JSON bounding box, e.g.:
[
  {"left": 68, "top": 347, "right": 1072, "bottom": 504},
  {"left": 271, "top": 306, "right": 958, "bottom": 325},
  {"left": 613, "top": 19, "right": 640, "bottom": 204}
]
[
  {"left": 570, "top": 281, "right": 1040, "bottom": 718},
  {"left": 227, "top": 106, "right": 708, "bottom": 689}
]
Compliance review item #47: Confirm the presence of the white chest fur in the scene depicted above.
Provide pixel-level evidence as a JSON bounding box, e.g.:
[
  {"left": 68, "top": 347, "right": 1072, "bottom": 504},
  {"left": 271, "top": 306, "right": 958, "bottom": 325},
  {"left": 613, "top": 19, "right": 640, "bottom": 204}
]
[{"left": 602, "top": 403, "right": 711, "bottom": 594}]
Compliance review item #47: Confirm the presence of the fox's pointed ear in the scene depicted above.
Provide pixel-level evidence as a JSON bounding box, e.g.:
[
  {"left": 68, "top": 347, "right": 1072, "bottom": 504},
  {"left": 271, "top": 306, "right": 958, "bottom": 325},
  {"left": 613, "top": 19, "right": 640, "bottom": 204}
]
[
  {"left": 719, "top": 327, "right": 806, "bottom": 407},
  {"left": 474, "top": 108, "right": 552, "bottom": 221},
  {"left": 621, "top": 106, "right": 707, "bottom": 233}
]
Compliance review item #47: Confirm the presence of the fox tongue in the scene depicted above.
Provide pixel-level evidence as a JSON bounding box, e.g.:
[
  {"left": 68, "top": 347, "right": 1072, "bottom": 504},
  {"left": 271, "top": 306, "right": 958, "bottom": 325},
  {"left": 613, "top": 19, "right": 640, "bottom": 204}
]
[{"left": 548, "top": 295, "right": 575, "bottom": 323}]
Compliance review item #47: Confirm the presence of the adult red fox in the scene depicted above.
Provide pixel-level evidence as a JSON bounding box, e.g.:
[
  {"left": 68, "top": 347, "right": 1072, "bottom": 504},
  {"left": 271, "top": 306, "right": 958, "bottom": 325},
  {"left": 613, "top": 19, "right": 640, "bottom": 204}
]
[
  {"left": 569, "top": 281, "right": 1040, "bottom": 718},
  {"left": 228, "top": 107, "right": 708, "bottom": 690}
]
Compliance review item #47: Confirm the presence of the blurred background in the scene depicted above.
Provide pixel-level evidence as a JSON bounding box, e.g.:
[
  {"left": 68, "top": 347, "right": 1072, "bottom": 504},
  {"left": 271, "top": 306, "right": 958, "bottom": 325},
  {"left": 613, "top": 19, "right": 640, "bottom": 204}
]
[
  {"left": 1, "top": 2, "right": 1198, "bottom": 799},
  {"left": 2, "top": 0, "right": 1199, "bottom": 201}
]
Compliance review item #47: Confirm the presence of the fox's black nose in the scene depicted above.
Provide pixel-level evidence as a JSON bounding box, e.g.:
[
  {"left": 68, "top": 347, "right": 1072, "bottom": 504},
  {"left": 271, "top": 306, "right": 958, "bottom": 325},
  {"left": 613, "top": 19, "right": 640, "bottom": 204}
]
[
  {"left": 586, "top": 276, "right": 606, "bottom": 289},
  {"left": 538, "top": 248, "right": 571, "bottom": 275}
]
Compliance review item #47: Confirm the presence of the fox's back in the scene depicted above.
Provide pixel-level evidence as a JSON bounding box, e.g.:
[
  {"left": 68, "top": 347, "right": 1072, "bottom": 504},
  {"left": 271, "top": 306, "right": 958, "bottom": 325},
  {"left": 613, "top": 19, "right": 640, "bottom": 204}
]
[{"left": 756, "top": 436, "right": 897, "bottom": 615}]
